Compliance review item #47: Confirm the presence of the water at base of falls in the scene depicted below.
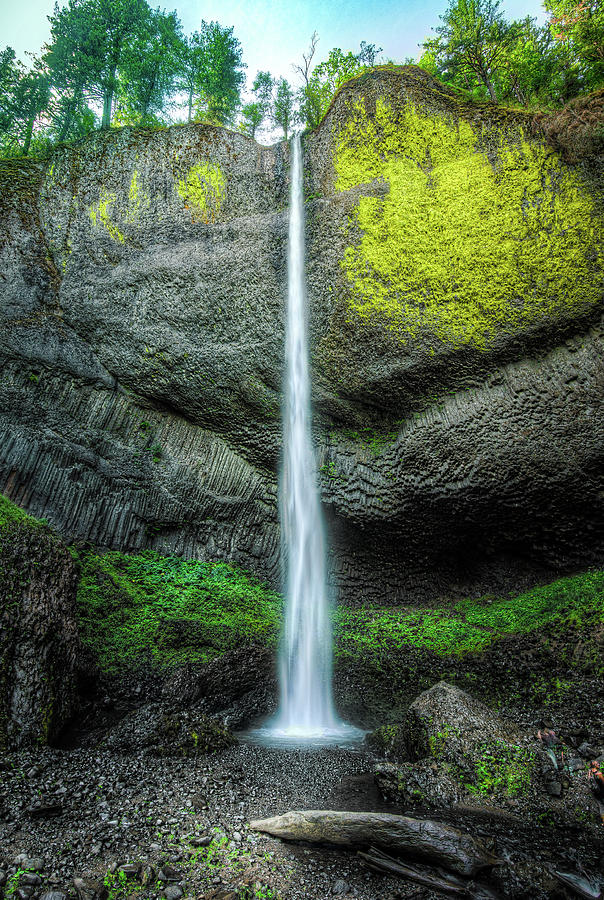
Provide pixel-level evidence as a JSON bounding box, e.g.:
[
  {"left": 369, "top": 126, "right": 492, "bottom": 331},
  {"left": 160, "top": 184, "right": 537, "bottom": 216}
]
[{"left": 247, "top": 135, "right": 362, "bottom": 748}]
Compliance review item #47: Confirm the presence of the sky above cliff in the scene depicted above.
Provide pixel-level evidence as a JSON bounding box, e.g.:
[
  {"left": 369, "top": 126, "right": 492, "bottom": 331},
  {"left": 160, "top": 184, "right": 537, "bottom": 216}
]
[{"left": 3, "top": 0, "right": 547, "bottom": 97}]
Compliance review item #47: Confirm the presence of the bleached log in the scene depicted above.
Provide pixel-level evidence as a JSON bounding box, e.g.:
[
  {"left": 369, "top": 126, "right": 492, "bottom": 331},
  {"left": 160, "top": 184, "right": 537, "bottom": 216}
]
[{"left": 249, "top": 810, "right": 500, "bottom": 877}]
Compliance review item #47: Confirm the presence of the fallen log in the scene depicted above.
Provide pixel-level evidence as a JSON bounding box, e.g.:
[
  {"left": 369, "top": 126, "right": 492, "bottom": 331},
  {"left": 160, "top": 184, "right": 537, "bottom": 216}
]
[
  {"left": 249, "top": 810, "right": 501, "bottom": 877},
  {"left": 359, "top": 847, "right": 502, "bottom": 899}
]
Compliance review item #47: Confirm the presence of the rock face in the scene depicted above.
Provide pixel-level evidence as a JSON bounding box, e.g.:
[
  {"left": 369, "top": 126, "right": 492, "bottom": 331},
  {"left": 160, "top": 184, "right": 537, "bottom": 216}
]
[
  {"left": 0, "top": 67, "right": 602, "bottom": 604},
  {"left": 0, "top": 498, "right": 83, "bottom": 747}
]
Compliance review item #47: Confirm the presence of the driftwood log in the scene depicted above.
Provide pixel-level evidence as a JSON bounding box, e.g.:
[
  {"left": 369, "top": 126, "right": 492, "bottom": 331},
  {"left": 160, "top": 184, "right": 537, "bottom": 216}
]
[{"left": 249, "top": 810, "right": 500, "bottom": 877}]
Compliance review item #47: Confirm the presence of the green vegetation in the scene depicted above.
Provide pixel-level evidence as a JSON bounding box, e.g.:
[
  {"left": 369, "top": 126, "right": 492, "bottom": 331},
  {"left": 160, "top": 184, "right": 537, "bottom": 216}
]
[
  {"left": 335, "top": 98, "right": 601, "bottom": 349},
  {"left": 74, "top": 547, "right": 282, "bottom": 676},
  {"left": 74, "top": 529, "right": 603, "bottom": 682},
  {"left": 0, "top": 493, "right": 44, "bottom": 531},
  {"left": 176, "top": 161, "right": 226, "bottom": 223},
  {"left": 336, "top": 570, "right": 604, "bottom": 662},
  {"left": 421, "top": 0, "right": 603, "bottom": 106},
  {"left": 468, "top": 740, "right": 535, "bottom": 797}
]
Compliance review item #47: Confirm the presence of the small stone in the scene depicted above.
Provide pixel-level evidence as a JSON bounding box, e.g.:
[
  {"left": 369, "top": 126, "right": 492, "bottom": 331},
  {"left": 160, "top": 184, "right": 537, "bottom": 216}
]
[
  {"left": 189, "top": 794, "right": 206, "bottom": 811},
  {"left": 118, "top": 864, "right": 140, "bottom": 878},
  {"left": 40, "top": 893, "right": 67, "bottom": 900},
  {"left": 23, "top": 858, "right": 44, "bottom": 872},
  {"left": 333, "top": 880, "right": 349, "bottom": 895},
  {"left": 158, "top": 866, "right": 182, "bottom": 883},
  {"left": 568, "top": 757, "right": 585, "bottom": 772},
  {"left": 578, "top": 742, "right": 599, "bottom": 759},
  {"left": 16, "top": 889, "right": 34, "bottom": 900},
  {"left": 189, "top": 835, "right": 211, "bottom": 847},
  {"left": 232, "top": 831, "right": 242, "bottom": 843},
  {"left": 546, "top": 781, "right": 562, "bottom": 797},
  {"left": 164, "top": 887, "right": 183, "bottom": 900},
  {"left": 21, "top": 874, "right": 43, "bottom": 886}
]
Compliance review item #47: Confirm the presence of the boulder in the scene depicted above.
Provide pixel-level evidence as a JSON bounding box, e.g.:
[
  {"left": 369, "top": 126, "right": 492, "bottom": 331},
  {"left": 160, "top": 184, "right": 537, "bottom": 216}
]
[{"left": 399, "top": 682, "right": 535, "bottom": 799}]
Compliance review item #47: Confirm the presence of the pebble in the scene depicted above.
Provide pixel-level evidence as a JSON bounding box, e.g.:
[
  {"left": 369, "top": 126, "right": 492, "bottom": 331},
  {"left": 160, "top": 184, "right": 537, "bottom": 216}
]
[
  {"left": 333, "top": 880, "right": 349, "bottom": 895},
  {"left": 164, "top": 887, "right": 183, "bottom": 900},
  {"left": 189, "top": 835, "right": 212, "bottom": 847},
  {"left": 546, "top": 781, "right": 563, "bottom": 797}
]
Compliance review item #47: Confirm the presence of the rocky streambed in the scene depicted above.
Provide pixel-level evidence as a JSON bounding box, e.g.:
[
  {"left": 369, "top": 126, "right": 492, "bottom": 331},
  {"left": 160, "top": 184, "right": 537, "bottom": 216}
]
[{"left": 2, "top": 677, "right": 604, "bottom": 900}]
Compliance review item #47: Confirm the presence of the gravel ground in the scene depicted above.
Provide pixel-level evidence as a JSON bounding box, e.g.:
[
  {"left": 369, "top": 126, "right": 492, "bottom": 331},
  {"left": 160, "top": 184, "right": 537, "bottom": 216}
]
[{"left": 0, "top": 741, "right": 421, "bottom": 900}]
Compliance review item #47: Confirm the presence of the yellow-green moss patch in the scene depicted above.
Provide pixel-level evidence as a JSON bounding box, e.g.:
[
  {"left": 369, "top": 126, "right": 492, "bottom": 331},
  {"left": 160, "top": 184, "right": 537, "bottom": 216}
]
[
  {"left": 176, "top": 162, "right": 225, "bottom": 223},
  {"left": 89, "top": 187, "right": 124, "bottom": 242},
  {"left": 334, "top": 99, "right": 602, "bottom": 349}
]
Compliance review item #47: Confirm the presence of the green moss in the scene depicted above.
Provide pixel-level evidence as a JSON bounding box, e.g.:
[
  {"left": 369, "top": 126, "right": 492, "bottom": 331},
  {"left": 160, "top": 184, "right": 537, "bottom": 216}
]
[
  {"left": 335, "top": 570, "right": 604, "bottom": 663},
  {"left": 125, "top": 169, "right": 150, "bottom": 223},
  {"left": 75, "top": 547, "right": 282, "bottom": 676},
  {"left": 89, "top": 187, "right": 125, "bottom": 242},
  {"left": 467, "top": 740, "right": 535, "bottom": 797},
  {"left": 176, "top": 162, "right": 226, "bottom": 223},
  {"left": 334, "top": 99, "right": 602, "bottom": 349},
  {"left": 0, "top": 493, "right": 44, "bottom": 532}
]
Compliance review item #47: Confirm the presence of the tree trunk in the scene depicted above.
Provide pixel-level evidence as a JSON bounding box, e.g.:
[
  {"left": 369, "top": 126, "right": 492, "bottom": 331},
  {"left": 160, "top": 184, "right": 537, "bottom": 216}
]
[
  {"left": 102, "top": 64, "right": 117, "bottom": 129},
  {"left": 102, "top": 90, "right": 113, "bottom": 129},
  {"left": 249, "top": 811, "right": 500, "bottom": 878},
  {"left": 188, "top": 88, "right": 193, "bottom": 123},
  {"left": 482, "top": 71, "right": 497, "bottom": 102},
  {"left": 58, "top": 99, "right": 75, "bottom": 142},
  {"left": 22, "top": 111, "right": 34, "bottom": 156}
]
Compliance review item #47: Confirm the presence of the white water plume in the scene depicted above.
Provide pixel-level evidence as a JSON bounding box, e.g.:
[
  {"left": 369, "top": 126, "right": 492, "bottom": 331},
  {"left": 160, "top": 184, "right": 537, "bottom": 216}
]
[{"left": 267, "top": 134, "right": 359, "bottom": 743}]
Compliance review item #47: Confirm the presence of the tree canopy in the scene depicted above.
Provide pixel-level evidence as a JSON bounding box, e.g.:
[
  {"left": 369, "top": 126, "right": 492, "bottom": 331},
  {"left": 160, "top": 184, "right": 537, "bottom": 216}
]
[{"left": 0, "top": 0, "right": 602, "bottom": 156}]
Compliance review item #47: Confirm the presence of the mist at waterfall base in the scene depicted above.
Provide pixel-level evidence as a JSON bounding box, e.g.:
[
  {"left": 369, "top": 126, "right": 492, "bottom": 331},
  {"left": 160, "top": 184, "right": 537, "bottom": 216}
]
[{"left": 244, "top": 135, "right": 362, "bottom": 749}]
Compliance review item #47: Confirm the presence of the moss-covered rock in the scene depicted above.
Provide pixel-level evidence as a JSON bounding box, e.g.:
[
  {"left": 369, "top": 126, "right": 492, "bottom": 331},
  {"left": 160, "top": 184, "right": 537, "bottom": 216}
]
[{"left": 0, "top": 494, "right": 83, "bottom": 748}]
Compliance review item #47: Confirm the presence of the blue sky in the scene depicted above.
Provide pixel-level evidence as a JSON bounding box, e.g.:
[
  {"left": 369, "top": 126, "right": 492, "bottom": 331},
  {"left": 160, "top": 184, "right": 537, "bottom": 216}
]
[{"left": 2, "top": 0, "right": 547, "bottom": 93}]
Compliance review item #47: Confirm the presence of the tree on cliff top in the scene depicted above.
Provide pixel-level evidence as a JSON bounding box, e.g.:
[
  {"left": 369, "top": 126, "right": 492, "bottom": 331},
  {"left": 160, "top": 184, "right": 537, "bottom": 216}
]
[
  {"left": 296, "top": 36, "right": 382, "bottom": 129},
  {"left": 273, "top": 77, "right": 295, "bottom": 139},
  {"left": 426, "top": 0, "right": 519, "bottom": 101},
  {"left": 115, "top": 8, "right": 183, "bottom": 125},
  {"left": 183, "top": 20, "right": 245, "bottom": 126},
  {"left": 545, "top": 0, "right": 604, "bottom": 88}
]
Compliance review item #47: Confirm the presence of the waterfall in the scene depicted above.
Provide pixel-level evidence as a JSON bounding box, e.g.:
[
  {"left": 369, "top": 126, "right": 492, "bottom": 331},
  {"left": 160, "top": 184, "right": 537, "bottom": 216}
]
[
  {"left": 245, "top": 135, "right": 361, "bottom": 747},
  {"left": 274, "top": 133, "right": 336, "bottom": 736}
]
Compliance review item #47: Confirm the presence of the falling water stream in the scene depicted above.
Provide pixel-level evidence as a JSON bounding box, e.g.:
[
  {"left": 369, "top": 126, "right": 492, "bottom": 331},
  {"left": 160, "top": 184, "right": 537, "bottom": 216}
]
[{"left": 246, "top": 135, "right": 361, "bottom": 748}]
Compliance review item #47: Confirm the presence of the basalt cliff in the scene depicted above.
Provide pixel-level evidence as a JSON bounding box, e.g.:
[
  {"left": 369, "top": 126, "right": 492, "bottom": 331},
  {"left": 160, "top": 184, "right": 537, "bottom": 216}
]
[{"left": 1, "top": 66, "right": 603, "bottom": 608}]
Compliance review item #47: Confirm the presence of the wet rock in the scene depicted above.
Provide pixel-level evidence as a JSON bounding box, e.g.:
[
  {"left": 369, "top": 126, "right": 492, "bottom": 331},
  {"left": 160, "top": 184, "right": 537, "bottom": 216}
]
[
  {"left": 578, "top": 742, "right": 599, "bottom": 759},
  {"left": 158, "top": 866, "right": 183, "bottom": 883},
  {"left": 366, "top": 724, "right": 406, "bottom": 762},
  {"left": 189, "top": 835, "right": 212, "bottom": 847},
  {"left": 0, "top": 508, "right": 86, "bottom": 749},
  {"left": 118, "top": 863, "right": 140, "bottom": 878},
  {"left": 26, "top": 801, "right": 64, "bottom": 818},
  {"left": 23, "top": 858, "right": 44, "bottom": 871},
  {"left": 40, "top": 893, "right": 67, "bottom": 900},
  {"left": 102, "top": 704, "right": 235, "bottom": 756},
  {"left": 332, "top": 879, "right": 349, "bottom": 895}
]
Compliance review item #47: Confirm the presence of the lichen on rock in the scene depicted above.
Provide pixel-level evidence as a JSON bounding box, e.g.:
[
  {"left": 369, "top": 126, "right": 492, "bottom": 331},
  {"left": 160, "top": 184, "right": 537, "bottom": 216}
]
[
  {"left": 176, "top": 161, "right": 226, "bottom": 223},
  {"left": 334, "top": 97, "right": 602, "bottom": 349}
]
